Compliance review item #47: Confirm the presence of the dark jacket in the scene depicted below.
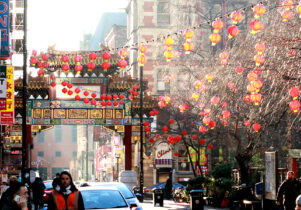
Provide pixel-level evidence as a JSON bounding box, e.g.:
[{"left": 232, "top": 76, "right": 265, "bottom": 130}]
[
  {"left": 52, "top": 177, "right": 60, "bottom": 189},
  {"left": 277, "top": 178, "right": 301, "bottom": 205},
  {"left": 32, "top": 178, "right": 46, "bottom": 204},
  {"left": 47, "top": 188, "right": 85, "bottom": 210}
]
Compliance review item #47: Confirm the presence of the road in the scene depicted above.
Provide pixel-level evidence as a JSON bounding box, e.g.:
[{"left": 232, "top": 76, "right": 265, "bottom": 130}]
[{"left": 140, "top": 199, "right": 229, "bottom": 210}]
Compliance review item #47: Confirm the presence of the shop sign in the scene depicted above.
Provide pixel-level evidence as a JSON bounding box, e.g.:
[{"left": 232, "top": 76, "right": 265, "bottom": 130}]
[
  {"left": 1, "top": 66, "right": 14, "bottom": 124},
  {"left": 0, "top": 0, "right": 10, "bottom": 59},
  {"left": 155, "top": 142, "right": 172, "bottom": 159},
  {"left": 0, "top": 98, "right": 6, "bottom": 110}
]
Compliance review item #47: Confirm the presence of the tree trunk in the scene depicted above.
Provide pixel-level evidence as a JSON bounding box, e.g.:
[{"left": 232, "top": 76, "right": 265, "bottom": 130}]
[{"left": 236, "top": 153, "right": 251, "bottom": 185}]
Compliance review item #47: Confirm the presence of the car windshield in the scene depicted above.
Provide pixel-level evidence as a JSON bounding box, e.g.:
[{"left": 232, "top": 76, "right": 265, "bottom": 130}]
[
  {"left": 115, "top": 184, "right": 135, "bottom": 199},
  {"left": 81, "top": 190, "right": 128, "bottom": 209},
  {"left": 44, "top": 182, "right": 53, "bottom": 189}
]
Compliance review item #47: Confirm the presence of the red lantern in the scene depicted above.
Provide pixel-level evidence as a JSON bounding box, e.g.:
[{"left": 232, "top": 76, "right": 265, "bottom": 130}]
[
  {"left": 244, "top": 120, "right": 251, "bottom": 126},
  {"left": 199, "top": 139, "right": 205, "bottom": 145},
  {"left": 30, "top": 57, "right": 38, "bottom": 66},
  {"left": 62, "top": 64, "right": 70, "bottom": 72},
  {"left": 145, "top": 127, "right": 151, "bottom": 132},
  {"left": 50, "top": 74, "right": 56, "bottom": 80},
  {"left": 113, "top": 95, "right": 119, "bottom": 100},
  {"left": 74, "top": 55, "right": 82, "bottom": 64},
  {"left": 174, "top": 152, "right": 179, "bottom": 157},
  {"left": 221, "top": 102, "right": 228, "bottom": 108},
  {"left": 211, "top": 96, "right": 220, "bottom": 106},
  {"left": 289, "top": 100, "right": 301, "bottom": 113},
  {"left": 32, "top": 50, "right": 37, "bottom": 56},
  {"left": 208, "top": 121, "right": 216, "bottom": 129},
  {"left": 62, "top": 88, "right": 68, "bottom": 94},
  {"left": 84, "top": 91, "right": 89, "bottom": 97},
  {"left": 107, "top": 101, "right": 112, "bottom": 106},
  {"left": 91, "top": 93, "right": 97, "bottom": 98},
  {"left": 101, "top": 62, "right": 110, "bottom": 72},
  {"left": 283, "top": 0, "right": 294, "bottom": 10},
  {"left": 107, "top": 95, "right": 112, "bottom": 100},
  {"left": 75, "top": 65, "right": 83, "bottom": 73},
  {"left": 182, "top": 130, "right": 188, "bottom": 136},
  {"left": 61, "top": 81, "right": 67, "bottom": 86},
  {"left": 244, "top": 95, "right": 251, "bottom": 103},
  {"left": 113, "top": 101, "right": 119, "bottom": 107},
  {"left": 89, "top": 52, "right": 97, "bottom": 60},
  {"left": 162, "top": 126, "right": 168, "bottom": 132},
  {"left": 149, "top": 111, "right": 155, "bottom": 116},
  {"left": 119, "top": 49, "right": 128, "bottom": 59},
  {"left": 37, "top": 69, "right": 44, "bottom": 76},
  {"left": 144, "top": 122, "right": 150, "bottom": 126},
  {"left": 91, "top": 100, "right": 96, "bottom": 106},
  {"left": 101, "top": 101, "right": 106, "bottom": 107},
  {"left": 102, "top": 52, "right": 111, "bottom": 60},
  {"left": 231, "top": 11, "right": 243, "bottom": 24},
  {"left": 67, "top": 83, "right": 73, "bottom": 89},
  {"left": 50, "top": 82, "right": 56, "bottom": 87},
  {"left": 75, "top": 88, "right": 80, "bottom": 94},
  {"left": 119, "top": 94, "right": 125, "bottom": 99},
  {"left": 183, "top": 42, "right": 194, "bottom": 54},
  {"left": 61, "top": 55, "right": 69, "bottom": 63},
  {"left": 41, "top": 54, "right": 49, "bottom": 61},
  {"left": 228, "top": 25, "right": 239, "bottom": 38},
  {"left": 169, "top": 119, "right": 174, "bottom": 124},
  {"left": 208, "top": 144, "right": 213, "bottom": 150},
  {"left": 150, "top": 138, "right": 155, "bottom": 143},
  {"left": 212, "top": 18, "right": 223, "bottom": 33},
  {"left": 75, "top": 95, "right": 80, "bottom": 101},
  {"left": 222, "top": 120, "right": 228, "bottom": 126},
  {"left": 252, "top": 123, "right": 261, "bottom": 132},
  {"left": 199, "top": 126, "right": 207, "bottom": 133},
  {"left": 101, "top": 94, "right": 107, "bottom": 100},
  {"left": 83, "top": 98, "right": 89, "bottom": 104},
  {"left": 255, "top": 42, "right": 265, "bottom": 54},
  {"left": 87, "top": 62, "right": 96, "bottom": 71},
  {"left": 209, "top": 33, "right": 221, "bottom": 46},
  {"left": 119, "top": 100, "right": 124, "bottom": 105},
  {"left": 222, "top": 110, "right": 231, "bottom": 119},
  {"left": 236, "top": 66, "right": 244, "bottom": 74},
  {"left": 253, "top": 67, "right": 262, "bottom": 75},
  {"left": 289, "top": 87, "right": 300, "bottom": 99},
  {"left": 249, "top": 20, "right": 264, "bottom": 34},
  {"left": 253, "top": 4, "right": 266, "bottom": 18},
  {"left": 118, "top": 59, "right": 128, "bottom": 69},
  {"left": 192, "top": 135, "right": 198, "bottom": 140},
  {"left": 67, "top": 90, "right": 73, "bottom": 96}
]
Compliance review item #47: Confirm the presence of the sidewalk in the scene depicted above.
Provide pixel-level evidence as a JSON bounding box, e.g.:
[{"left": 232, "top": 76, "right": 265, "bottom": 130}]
[{"left": 140, "top": 199, "right": 229, "bottom": 210}]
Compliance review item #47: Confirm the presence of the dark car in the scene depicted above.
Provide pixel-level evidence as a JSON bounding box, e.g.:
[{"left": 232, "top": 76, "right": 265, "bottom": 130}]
[
  {"left": 144, "top": 182, "right": 185, "bottom": 194},
  {"left": 82, "top": 182, "right": 142, "bottom": 210}
]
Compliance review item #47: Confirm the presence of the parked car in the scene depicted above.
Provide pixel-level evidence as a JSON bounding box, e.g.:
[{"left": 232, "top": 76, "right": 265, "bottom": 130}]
[
  {"left": 144, "top": 182, "right": 186, "bottom": 194},
  {"left": 81, "top": 182, "right": 142, "bottom": 210},
  {"left": 80, "top": 186, "right": 138, "bottom": 209}
]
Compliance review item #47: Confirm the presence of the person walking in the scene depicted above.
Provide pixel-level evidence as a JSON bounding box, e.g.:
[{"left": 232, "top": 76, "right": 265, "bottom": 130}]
[
  {"left": 52, "top": 173, "right": 60, "bottom": 190},
  {"left": 32, "top": 177, "right": 46, "bottom": 210},
  {"left": 1, "top": 182, "right": 29, "bottom": 210},
  {"left": 0, "top": 176, "right": 19, "bottom": 209},
  {"left": 164, "top": 175, "right": 172, "bottom": 200},
  {"left": 277, "top": 171, "right": 301, "bottom": 210},
  {"left": 47, "top": 171, "right": 84, "bottom": 210}
]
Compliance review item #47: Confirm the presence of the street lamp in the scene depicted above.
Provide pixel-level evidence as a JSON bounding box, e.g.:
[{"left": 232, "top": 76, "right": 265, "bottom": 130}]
[{"left": 115, "top": 152, "right": 120, "bottom": 181}]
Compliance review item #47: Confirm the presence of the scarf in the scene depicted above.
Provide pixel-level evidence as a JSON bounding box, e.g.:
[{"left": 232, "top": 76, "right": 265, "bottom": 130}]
[{"left": 61, "top": 185, "right": 72, "bottom": 195}]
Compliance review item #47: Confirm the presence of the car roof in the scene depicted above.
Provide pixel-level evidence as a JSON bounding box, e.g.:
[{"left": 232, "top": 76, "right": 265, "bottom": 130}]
[{"left": 79, "top": 186, "right": 119, "bottom": 191}]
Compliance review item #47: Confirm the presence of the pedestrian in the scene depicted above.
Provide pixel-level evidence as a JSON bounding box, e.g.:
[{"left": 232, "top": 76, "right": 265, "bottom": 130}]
[
  {"left": 47, "top": 171, "right": 84, "bottom": 210},
  {"left": 0, "top": 176, "right": 19, "bottom": 209},
  {"left": 277, "top": 171, "right": 301, "bottom": 210},
  {"left": 1, "top": 182, "right": 29, "bottom": 210},
  {"left": 52, "top": 173, "right": 60, "bottom": 190},
  {"left": 32, "top": 177, "right": 46, "bottom": 210},
  {"left": 296, "top": 195, "right": 301, "bottom": 210},
  {"left": 164, "top": 175, "right": 172, "bottom": 200}
]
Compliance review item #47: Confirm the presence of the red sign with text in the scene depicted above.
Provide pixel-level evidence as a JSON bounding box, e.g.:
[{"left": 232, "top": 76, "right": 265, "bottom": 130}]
[{"left": 0, "top": 99, "right": 6, "bottom": 110}]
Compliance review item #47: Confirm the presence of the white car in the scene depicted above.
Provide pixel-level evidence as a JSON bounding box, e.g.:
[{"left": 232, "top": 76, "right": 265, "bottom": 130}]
[{"left": 80, "top": 186, "right": 138, "bottom": 210}]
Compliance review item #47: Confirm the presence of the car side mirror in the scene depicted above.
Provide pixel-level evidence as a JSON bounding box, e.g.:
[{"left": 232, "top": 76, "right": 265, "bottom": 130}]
[{"left": 130, "top": 203, "right": 138, "bottom": 210}]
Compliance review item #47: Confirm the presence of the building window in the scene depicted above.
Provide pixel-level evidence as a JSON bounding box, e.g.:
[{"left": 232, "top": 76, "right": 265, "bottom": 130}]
[
  {"left": 157, "top": 71, "right": 170, "bottom": 93},
  {"left": 55, "top": 126, "right": 62, "bottom": 143},
  {"left": 72, "top": 125, "right": 77, "bottom": 143},
  {"left": 157, "top": 2, "right": 170, "bottom": 25},
  {"left": 72, "top": 151, "right": 77, "bottom": 158},
  {"left": 55, "top": 151, "right": 61, "bottom": 158},
  {"left": 37, "top": 132, "right": 44, "bottom": 143},
  {"left": 38, "top": 151, "right": 44, "bottom": 157}
]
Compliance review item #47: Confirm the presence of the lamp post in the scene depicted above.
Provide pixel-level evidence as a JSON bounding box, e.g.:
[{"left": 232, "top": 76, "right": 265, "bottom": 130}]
[
  {"left": 21, "top": 0, "right": 28, "bottom": 182},
  {"left": 139, "top": 64, "right": 144, "bottom": 202},
  {"left": 115, "top": 152, "right": 120, "bottom": 181}
]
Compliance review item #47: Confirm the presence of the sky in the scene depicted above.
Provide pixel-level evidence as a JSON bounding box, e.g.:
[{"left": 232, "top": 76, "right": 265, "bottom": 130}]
[{"left": 27, "top": 0, "right": 127, "bottom": 52}]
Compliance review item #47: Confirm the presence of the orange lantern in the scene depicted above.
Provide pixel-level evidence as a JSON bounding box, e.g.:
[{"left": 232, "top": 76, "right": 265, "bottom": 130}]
[
  {"left": 231, "top": 11, "right": 243, "bottom": 24},
  {"left": 209, "top": 33, "right": 221, "bottom": 46},
  {"left": 183, "top": 42, "right": 194, "bottom": 54},
  {"left": 281, "top": 10, "right": 292, "bottom": 21},
  {"left": 251, "top": 93, "right": 263, "bottom": 105},
  {"left": 206, "top": 74, "right": 214, "bottom": 83},
  {"left": 138, "top": 55, "right": 147, "bottom": 66},
  {"left": 192, "top": 93, "right": 199, "bottom": 101},
  {"left": 252, "top": 123, "right": 261, "bottom": 132},
  {"left": 165, "top": 37, "right": 174, "bottom": 49},
  {"left": 247, "top": 72, "right": 258, "bottom": 81},
  {"left": 289, "top": 100, "right": 301, "bottom": 113},
  {"left": 184, "top": 29, "right": 194, "bottom": 41},
  {"left": 119, "top": 49, "right": 128, "bottom": 59},
  {"left": 251, "top": 80, "right": 263, "bottom": 91},
  {"left": 297, "top": 4, "right": 301, "bottom": 18},
  {"left": 138, "top": 45, "right": 147, "bottom": 54},
  {"left": 247, "top": 85, "right": 256, "bottom": 94},
  {"left": 289, "top": 87, "right": 300, "bottom": 99},
  {"left": 250, "top": 20, "right": 264, "bottom": 34},
  {"left": 253, "top": 4, "right": 266, "bottom": 19},
  {"left": 203, "top": 117, "right": 211, "bottom": 125},
  {"left": 212, "top": 18, "right": 224, "bottom": 33},
  {"left": 219, "top": 51, "right": 229, "bottom": 60},
  {"left": 236, "top": 66, "right": 244, "bottom": 74},
  {"left": 222, "top": 110, "right": 231, "bottom": 119},
  {"left": 164, "top": 51, "right": 174, "bottom": 62},
  {"left": 255, "top": 42, "right": 265, "bottom": 54},
  {"left": 194, "top": 80, "right": 202, "bottom": 89},
  {"left": 283, "top": 0, "right": 294, "bottom": 10},
  {"left": 254, "top": 54, "right": 265, "bottom": 66},
  {"left": 228, "top": 25, "right": 239, "bottom": 39}
]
